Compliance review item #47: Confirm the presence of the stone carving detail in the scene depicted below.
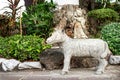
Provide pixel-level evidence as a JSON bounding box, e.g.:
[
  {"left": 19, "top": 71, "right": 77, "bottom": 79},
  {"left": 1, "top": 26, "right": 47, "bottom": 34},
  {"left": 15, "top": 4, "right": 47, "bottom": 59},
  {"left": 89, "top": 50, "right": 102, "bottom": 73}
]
[{"left": 53, "top": 5, "right": 88, "bottom": 39}]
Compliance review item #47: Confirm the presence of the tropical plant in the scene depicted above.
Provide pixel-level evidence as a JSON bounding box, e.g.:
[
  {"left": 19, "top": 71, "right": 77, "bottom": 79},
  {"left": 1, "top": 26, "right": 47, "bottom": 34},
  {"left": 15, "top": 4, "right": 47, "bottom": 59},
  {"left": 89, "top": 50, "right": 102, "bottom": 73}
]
[
  {"left": 0, "top": 35, "right": 51, "bottom": 61},
  {"left": 0, "top": 0, "right": 23, "bottom": 37},
  {"left": 22, "top": 0, "right": 55, "bottom": 39},
  {"left": 101, "top": 22, "right": 120, "bottom": 55},
  {"left": 4, "top": 0, "right": 23, "bottom": 26},
  {"left": 0, "top": 15, "right": 9, "bottom": 37}
]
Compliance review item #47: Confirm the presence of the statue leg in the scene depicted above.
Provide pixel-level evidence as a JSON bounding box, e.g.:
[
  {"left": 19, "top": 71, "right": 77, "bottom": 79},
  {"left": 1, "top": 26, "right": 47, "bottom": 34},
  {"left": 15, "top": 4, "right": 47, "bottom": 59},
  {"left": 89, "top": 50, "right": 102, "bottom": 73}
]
[
  {"left": 62, "top": 54, "right": 71, "bottom": 75},
  {"left": 95, "top": 58, "right": 108, "bottom": 75}
]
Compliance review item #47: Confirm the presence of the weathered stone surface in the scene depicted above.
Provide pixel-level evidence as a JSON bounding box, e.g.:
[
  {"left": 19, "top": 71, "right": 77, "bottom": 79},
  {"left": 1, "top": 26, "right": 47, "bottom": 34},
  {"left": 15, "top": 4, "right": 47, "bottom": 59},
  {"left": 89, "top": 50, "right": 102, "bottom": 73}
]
[
  {"left": 40, "top": 48, "right": 98, "bottom": 70},
  {"left": 18, "top": 62, "right": 42, "bottom": 70},
  {"left": 40, "top": 48, "right": 64, "bottom": 70},
  {"left": 53, "top": 5, "right": 89, "bottom": 39},
  {"left": 71, "top": 57, "right": 98, "bottom": 68}
]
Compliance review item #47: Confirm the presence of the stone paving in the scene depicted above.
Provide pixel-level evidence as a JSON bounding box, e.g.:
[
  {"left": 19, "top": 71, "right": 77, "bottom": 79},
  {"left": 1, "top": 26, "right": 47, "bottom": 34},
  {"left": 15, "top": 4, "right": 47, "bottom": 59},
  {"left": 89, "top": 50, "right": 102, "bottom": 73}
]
[{"left": 0, "top": 65, "right": 120, "bottom": 80}]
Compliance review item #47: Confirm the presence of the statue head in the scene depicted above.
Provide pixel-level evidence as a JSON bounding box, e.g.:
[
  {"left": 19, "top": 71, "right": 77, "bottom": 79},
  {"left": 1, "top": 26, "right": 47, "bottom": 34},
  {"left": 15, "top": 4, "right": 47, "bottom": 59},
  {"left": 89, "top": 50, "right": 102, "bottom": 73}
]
[{"left": 46, "top": 29, "right": 66, "bottom": 44}]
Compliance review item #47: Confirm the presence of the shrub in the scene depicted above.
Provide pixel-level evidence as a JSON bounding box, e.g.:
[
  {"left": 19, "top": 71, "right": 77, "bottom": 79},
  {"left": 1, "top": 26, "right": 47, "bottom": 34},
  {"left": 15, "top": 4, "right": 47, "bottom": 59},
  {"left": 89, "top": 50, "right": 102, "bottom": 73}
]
[
  {"left": 95, "top": 0, "right": 110, "bottom": 8},
  {"left": 22, "top": 1, "right": 56, "bottom": 39},
  {"left": 88, "top": 8, "right": 119, "bottom": 21},
  {"left": 87, "top": 8, "right": 119, "bottom": 37},
  {"left": 108, "top": 4, "right": 120, "bottom": 16},
  {"left": 0, "top": 35, "right": 51, "bottom": 61},
  {"left": 101, "top": 22, "right": 120, "bottom": 55}
]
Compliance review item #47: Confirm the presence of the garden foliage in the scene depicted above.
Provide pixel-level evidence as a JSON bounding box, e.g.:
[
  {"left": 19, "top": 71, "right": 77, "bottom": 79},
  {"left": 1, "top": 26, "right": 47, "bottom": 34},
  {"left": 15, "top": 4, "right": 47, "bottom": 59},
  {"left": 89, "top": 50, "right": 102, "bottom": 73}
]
[
  {"left": 87, "top": 8, "right": 119, "bottom": 37},
  {"left": 0, "top": 14, "right": 19, "bottom": 37},
  {"left": 0, "top": 15, "right": 10, "bottom": 37},
  {"left": 0, "top": 35, "right": 51, "bottom": 61},
  {"left": 22, "top": 1, "right": 56, "bottom": 39},
  {"left": 88, "top": 8, "right": 119, "bottom": 23},
  {"left": 95, "top": 0, "right": 110, "bottom": 8},
  {"left": 101, "top": 22, "right": 120, "bottom": 55},
  {"left": 0, "top": 0, "right": 23, "bottom": 37},
  {"left": 108, "top": 4, "right": 120, "bottom": 15}
]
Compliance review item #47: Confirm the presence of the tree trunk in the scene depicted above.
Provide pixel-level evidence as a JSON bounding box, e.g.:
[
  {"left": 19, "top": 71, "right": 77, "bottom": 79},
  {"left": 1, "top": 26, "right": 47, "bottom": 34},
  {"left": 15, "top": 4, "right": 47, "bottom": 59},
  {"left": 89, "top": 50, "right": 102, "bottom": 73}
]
[
  {"left": 90, "top": 0, "right": 95, "bottom": 10},
  {"left": 79, "top": 0, "right": 83, "bottom": 8},
  {"left": 24, "top": 0, "right": 33, "bottom": 8},
  {"left": 79, "top": 0, "right": 95, "bottom": 10},
  {"left": 24, "top": 0, "right": 45, "bottom": 8}
]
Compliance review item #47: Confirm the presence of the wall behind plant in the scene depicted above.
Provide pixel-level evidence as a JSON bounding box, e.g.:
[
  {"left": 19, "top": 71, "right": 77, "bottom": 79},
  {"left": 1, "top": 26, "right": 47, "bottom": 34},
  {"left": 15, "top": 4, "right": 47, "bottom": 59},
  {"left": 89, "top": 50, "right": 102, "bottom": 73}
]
[{"left": 45, "top": 0, "right": 79, "bottom": 5}]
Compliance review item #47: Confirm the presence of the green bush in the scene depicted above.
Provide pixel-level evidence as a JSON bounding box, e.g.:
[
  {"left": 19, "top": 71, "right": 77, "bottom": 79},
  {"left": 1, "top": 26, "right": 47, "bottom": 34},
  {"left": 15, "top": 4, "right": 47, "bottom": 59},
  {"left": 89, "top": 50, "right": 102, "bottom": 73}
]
[
  {"left": 0, "top": 35, "right": 51, "bottom": 61},
  {"left": 22, "top": 1, "right": 56, "bottom": 39},
  {"left": 108, "top": 4, "right": 120, "bottom": 17},
  {"left": 88, "top": 8, "right": 119, "bottom": 21},
  {"left": 87, "top": 8, "right": 119, "bottom": 37},
  {"left": 101, "top": 22, "right": 120, "bottom": 55}
]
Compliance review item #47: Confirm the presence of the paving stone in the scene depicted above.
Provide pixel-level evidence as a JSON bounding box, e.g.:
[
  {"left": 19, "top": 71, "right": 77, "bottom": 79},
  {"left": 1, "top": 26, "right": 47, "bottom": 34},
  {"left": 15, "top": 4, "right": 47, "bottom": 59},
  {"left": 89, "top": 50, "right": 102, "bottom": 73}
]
[
  {"left": 21, "top": 76, "right": 51, "bottom": 80},
  {"left": 52, "top": 77, "right": 79, "bottom": 80},
  {"left": 0, "top": 75, "right": 23, "bottom": 80},
  {"left": 0, "top": 65, "right": 119, "bottom": 80}
]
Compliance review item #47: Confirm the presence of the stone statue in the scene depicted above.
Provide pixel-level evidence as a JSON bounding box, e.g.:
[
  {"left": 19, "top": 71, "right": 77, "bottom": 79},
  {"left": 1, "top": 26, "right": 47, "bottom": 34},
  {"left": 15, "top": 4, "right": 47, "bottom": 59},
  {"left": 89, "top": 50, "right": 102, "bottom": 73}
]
[{"left": 46, "top": 29, "right": 120, "bottom": 75}]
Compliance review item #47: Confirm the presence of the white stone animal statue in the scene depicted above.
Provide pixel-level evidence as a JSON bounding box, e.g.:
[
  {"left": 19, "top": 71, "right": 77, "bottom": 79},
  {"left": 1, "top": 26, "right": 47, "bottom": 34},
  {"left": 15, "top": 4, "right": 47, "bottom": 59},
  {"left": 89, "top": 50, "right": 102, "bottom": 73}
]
[{"left": 46, "top": 29, "right": 120, "bottom": 75}]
